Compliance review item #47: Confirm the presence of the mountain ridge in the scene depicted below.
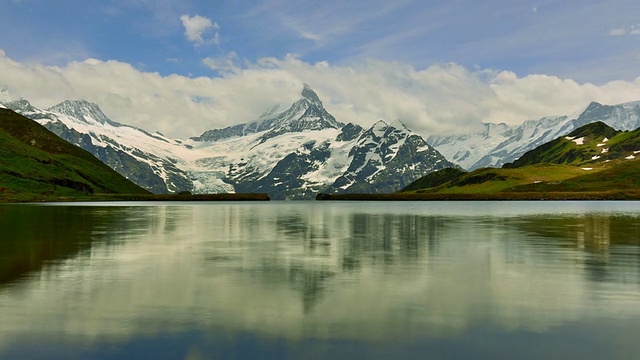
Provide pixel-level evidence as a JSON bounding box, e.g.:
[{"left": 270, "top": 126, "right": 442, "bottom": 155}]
[
  {"left": 0, "top": 108, "right": 149, "bottom": 201},
  {"left": 2, "top": 85, "right": 455, "bottom": 199},
  {"left": 428, "top": 100, "right": 640, "bottom": 170},
  {"left": 399, "top": 120, "right": 640, "bottom": 198}
]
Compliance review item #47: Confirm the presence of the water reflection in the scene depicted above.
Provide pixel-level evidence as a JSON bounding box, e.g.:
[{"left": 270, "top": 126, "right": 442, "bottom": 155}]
[
  {"left": 1, "top": 202, "right": 640, "bottom": 358},
  {"left": 0, "top": 205, "right": 152, "bottom": 285},
  {"left": 514, "top": 214, "right": 640, "bottom": 285}
]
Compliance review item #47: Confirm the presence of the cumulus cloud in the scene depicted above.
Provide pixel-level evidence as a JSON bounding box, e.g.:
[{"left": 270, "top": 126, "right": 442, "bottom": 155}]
[
  {"left": 2, "top": 51, "right": 640, "bottom": 140},
  {"left": 180, "top": 14, "right": 219, "bottom": 46}
]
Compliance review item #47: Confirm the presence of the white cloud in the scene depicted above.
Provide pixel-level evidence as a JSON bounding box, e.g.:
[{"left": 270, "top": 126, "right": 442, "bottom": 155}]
[
  {"left": 609, "top": 28, "right": 626, "bottom": 36},
  {"left": 609, "top": 24, "right": 640, "bottom": 36},
  {"left": 180, "top": 14, "right": 219, "bottom": 46},
  {"left": 202, "top": 52, "right": 242, "bottom": 75},
  {"left": 1, "top": 51, "right": 640, "bottom": 140}
]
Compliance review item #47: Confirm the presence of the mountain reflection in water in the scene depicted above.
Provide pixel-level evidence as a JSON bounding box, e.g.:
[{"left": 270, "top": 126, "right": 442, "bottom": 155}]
[{"left": 0, "top": 201, "right": 639, "bottom": 359}]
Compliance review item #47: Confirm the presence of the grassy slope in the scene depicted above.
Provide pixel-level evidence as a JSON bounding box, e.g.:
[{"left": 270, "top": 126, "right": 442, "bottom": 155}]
[
  {"left": 402, "top": 164, "right": 587, "bottom": 194},
  {"left": 504, "top": 121, "right": 640, "bottom": 169},
  {"left": 510, "top": 159, "right": 640, "bottom": 193},
  {"left": 0, "top": 108, "right": 149, "bottom": 201},
  {"left": 395, "top": 121, "right": 640, "bottom": 199},
  {"left": 400, "top": 167, "right": 466, "bottom": 192}
]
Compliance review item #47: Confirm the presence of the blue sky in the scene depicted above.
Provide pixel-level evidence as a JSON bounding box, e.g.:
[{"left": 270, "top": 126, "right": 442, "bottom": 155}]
[{"left": 1, "top": 0, "right": 640, "bottom": 137}]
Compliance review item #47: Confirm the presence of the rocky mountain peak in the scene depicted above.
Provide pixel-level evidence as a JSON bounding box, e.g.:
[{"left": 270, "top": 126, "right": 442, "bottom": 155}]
[
  {"left": 193, "top": 84, "right": 344, "bottom": 143},
  {"left": 301, "top": 83, "right": 321, "bottom": 103},
  {"left": 2, "top": 99, "right": 36, "bottom": 113},
  {"left": 387, "top": 120, "right": 411, "bottom": 136},
  {"left": 48, "top": 100, "right": 112, "bottom": 125},
  {"left": 0, "top": 86, "right": 26, "bottom": 110},
  {"left": 371, "top": 120, "right": 389, "bottom": 131}
]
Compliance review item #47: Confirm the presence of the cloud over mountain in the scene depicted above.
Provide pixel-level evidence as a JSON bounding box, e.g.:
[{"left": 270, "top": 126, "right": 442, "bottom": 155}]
[{"left": 1, "top": 50, "right": 640, "bottom": 140}]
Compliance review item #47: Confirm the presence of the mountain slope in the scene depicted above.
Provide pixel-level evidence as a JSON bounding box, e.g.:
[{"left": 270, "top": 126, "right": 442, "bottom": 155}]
[
  {"left": 0, "top": 108, "right": 149, "bottom": 201},
  {"left": 402, "top": 121, "right": 640, "bottom": 197},
  {"left": 508, "top": 159, "right": 640, "bottom": 194},
  {"left": 3, "top": 99, "right": 195, "bottom": 194},
  {"left": 503, "top": 121, "right": 640, "bottom": 169},
  {"left": 189, "top": 87, "right": 456, "bottom": 199},
  {"left": 3, "top": 85, "right": 455, "bottom": 199},
  {"left": 427, "top": 100, "right": 640, "bottom": 170},
  {"left": 400, "top": 167, "right": 467, "bottom": 192},
  {"left": 191, "top": 84, "right": 344, "bottom": 143}
]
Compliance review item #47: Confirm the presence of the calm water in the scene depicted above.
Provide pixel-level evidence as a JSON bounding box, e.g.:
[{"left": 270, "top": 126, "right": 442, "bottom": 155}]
[{"left": 1, "top": 201, "right": 640, "bottom": 359}]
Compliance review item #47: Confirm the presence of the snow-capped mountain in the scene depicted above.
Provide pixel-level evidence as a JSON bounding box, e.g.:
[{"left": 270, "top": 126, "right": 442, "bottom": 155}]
[
  {"left": 188, "top": 85, "right": 454, "bottom": 199},
  {"left": 192, "top": 84, "right": 344, "bottom": 143},
  {"left": 2, "top": 85, "right": 455, "bottom": 199},
  {"left": 2, "top": 98, "right": 194, "bottom": 194},
  {"left": 427, "top": 100, "right": 640, "bottom": 170}
]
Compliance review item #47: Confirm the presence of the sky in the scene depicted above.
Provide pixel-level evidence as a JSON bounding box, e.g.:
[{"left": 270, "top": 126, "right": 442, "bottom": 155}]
[{"left": 1, "top": 0, "right": 640, "bottom": 138}]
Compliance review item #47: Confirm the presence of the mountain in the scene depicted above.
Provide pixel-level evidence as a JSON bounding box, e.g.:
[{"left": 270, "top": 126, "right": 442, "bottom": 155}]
[
  {"left": 427, "top": 101, "right": 640, "bottom": 170},
  {"left": 503, "top": 121, "right": 640, "bottom": 169},
  {"left": 191, "top": 84, "right": 344, "bottom": 143},
  {"left": 188, "top": 86, "right": 455, "bottom": 199},
  {"left": 400, "top": 167, "right": 466, "bottom": 192},
  {"left": 400, "top": 121, "right": 640, "bottom": 198},
  {"left": 0, "top": 108, "right": 149, "bottom": 201},
  {"left": 3, "top": 99, "right": 195, "bottom": 194},
  {"left": 2, "top": 85, "right": 456, "bottom": 199}
]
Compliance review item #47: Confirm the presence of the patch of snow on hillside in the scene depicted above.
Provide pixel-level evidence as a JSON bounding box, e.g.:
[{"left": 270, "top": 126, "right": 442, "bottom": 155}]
[
  {"left": 592, "top": 155, "right": 601, "bottom": 160},
  {"left": 302, "top": 139, "right": 352, "bottom": 185},
  {"left": 581, "top": 168, "right": 593, "bottom": 170},
  {"left": 602, "top": 148, "right": 609, "bottom": 154},
  {"left": 565, "top": 136, "right": 576, "bottom": 140},
  {"left": 572, "top": 137, "right": 585, "bottom": 145},
  {"left": 626, "top": 155, "right": 635, "bottom": 160}
]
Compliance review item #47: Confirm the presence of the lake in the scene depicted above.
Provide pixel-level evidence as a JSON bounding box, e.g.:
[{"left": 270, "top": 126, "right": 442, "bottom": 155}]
[{"left": 1, "top": 201, "right": 640, "bottom": 359}]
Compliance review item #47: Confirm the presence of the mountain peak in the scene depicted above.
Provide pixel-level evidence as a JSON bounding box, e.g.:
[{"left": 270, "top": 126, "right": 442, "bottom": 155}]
[
  {"left": 371, "top": 120, "right": 389, "bottom": 131},
  {"left": 389, "top": 119, "right": 409, "bottom": 131},
  {"left": 0, "top": 86, "right": 22, "bottom": 105},
  {"left": 566, "top": 121, "right": 617, "bottom": 139},
  {"left": 193, "top": 84, "right": 343, "bottom": 142},
  {"left": 301, "top": 83, "right": 321, "bottom": 103},
  {"left": 2, "top": 99, "right": 36, "bottom": 113},
  {"left": 48, "top": 100, "right": 112, "bottom": 125},
  {"left": 577, "top": 101, "right": 608, "bottom": 118}
]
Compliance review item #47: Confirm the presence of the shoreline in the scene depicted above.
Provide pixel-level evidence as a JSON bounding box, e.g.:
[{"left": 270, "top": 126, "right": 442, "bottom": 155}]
[
  {"left": 315, "top": 191, "right": 640, "bottom": 201},
  {"left": 0, "top": 193, "right": 271, "bottom": 203}
]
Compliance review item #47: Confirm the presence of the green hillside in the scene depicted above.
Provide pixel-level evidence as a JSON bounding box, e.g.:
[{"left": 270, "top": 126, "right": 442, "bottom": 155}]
[
  {"left": 0, "top": 108, "right": 149, "bottom": 202},
  {"left": 400, "top": 167, "right": 466, "bottom": 192},
  {"left": 403, "top": 164, "right": 586, "bottom": 194},
  {"left": 398, "top": 122, "right": 640, "bottom": 199},
  {"left": 504, "top": 121, "right": 640, "bottom": 169},
  {"left": 508, "top": 159, "right": 640, "bottom": 193}
]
